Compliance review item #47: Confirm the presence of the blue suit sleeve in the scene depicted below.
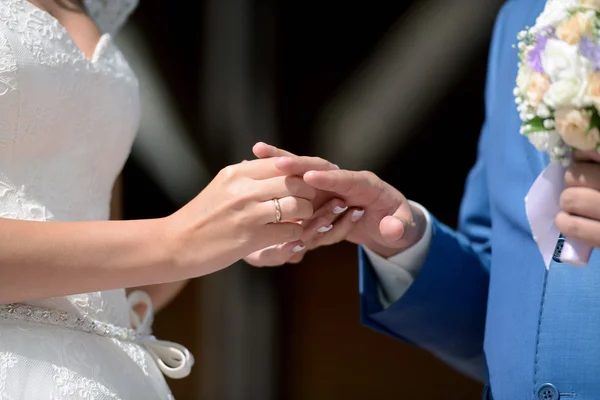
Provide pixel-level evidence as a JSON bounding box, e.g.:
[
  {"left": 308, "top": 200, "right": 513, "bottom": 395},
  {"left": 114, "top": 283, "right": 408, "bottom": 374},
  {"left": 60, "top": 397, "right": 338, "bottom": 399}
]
[{"left": 358, "top": 2, "right": 513, "bottom": 382}]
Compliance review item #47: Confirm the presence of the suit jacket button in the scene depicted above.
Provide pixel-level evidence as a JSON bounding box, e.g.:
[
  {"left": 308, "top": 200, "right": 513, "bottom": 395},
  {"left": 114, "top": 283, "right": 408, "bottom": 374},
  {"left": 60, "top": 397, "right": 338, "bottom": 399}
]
[{"left": 536, "top": 383, "right": 559, "bottom": 400}]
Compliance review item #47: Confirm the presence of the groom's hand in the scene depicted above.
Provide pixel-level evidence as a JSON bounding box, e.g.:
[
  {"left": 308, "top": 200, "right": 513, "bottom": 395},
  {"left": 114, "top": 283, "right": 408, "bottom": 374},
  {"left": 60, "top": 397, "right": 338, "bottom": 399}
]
[
  {"left": 558, "top": 149, "right": 600, "bottom": 247},
  {"left": 250, "top": 143, "right": 427, "bottom": 259}
]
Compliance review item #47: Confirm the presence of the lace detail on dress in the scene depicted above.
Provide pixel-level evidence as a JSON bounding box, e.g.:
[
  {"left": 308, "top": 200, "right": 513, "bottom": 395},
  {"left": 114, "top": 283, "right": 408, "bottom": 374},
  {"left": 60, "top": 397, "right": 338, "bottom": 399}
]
[
  {"left": 0, "top": 0, "right": 128, "bottom": 68},
  {"left": 0, "top": 352, "right": 18, "bottom": 400},
  {"left": 52, "top": 366, "right": 122, "bottom": 400},
  {"left": 0, "top": 26, "right": 17, "bottom": 149}
]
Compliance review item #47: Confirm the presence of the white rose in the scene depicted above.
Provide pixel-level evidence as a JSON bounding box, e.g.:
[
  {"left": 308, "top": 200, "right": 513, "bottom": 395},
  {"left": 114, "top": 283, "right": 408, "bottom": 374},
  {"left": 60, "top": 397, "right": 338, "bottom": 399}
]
[
  {"left": 542, "top": 39, "right": 591, "bottom": 81},
  {"left": 536, "top": 1, "right": 575, "bottom": 27},
  {"left": 541, "top": 39, "right": 592, "bottom": 107},
  {"left": 544, "top": 77, "right": 590, "bottom": 107}
]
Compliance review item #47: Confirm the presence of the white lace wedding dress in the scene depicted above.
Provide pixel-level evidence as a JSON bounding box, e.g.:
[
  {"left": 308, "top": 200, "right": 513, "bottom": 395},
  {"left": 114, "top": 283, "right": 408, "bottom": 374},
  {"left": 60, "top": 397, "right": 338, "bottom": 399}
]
[{"left": 0, "top": 0, "right": 187, "bottom": 398}]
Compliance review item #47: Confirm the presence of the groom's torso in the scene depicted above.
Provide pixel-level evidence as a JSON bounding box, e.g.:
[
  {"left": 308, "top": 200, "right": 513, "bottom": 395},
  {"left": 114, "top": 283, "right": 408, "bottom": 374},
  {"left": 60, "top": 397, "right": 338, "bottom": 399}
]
[{"left": 485, "top": 1, "right": 600, "bottom": 399}]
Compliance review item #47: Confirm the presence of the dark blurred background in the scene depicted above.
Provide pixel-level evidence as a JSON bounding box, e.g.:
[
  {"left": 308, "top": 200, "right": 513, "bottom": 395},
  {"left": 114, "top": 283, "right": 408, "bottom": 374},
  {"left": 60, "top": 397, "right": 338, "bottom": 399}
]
[{"left": 116, "top": 0, "right": 506, "bottom": 398}]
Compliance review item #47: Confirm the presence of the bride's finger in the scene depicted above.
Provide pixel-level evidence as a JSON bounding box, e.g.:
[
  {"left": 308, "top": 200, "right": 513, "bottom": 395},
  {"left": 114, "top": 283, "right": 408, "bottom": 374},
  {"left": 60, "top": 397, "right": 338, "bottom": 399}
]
[
  {"left": 255, "top": 222, "right": 303, "bottom": 250},
  {"left": 300, "top": 198, "right": 347, "bottom": 241},
  {"left": 286, "top": 250, "right": 306, "bottom": 264},
  {"left": 254, "top": 175, "right": 316, "bottom": 201},
  {"left": 257, "top": 196, "right": 314, "bottom": 224},
  {"left": 310, "top": 207, "right": 363, "bottom": 247},
  {"left": 244, "top": 241, "right": 305, "bottom": 267}
]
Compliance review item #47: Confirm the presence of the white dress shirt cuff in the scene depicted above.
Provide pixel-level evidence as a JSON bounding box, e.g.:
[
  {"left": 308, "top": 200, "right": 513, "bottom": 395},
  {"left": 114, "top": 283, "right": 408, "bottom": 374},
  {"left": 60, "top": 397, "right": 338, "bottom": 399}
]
[{"left": 362, "top": 201, "right": 433, "bottom": 308}]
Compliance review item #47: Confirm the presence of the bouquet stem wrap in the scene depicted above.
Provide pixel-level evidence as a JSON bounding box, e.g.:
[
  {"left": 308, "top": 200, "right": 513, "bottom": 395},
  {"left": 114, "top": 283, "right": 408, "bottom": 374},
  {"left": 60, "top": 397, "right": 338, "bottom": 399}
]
[{"left": 526, "top": 161, "right": 592, "bottom": 267}]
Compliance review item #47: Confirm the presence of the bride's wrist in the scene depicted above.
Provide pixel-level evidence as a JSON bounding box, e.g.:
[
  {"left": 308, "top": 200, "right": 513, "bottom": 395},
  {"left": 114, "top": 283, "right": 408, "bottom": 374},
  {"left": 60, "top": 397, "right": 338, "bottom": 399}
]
[
  {"left": 161, "top": 213, "right": 193, "bottom": 274},
  {"left": 161, "top": 211, "right": 243, "bottom": 279},
  {"left": 135, "top": 216, "right": 182, "bottom": 280}
]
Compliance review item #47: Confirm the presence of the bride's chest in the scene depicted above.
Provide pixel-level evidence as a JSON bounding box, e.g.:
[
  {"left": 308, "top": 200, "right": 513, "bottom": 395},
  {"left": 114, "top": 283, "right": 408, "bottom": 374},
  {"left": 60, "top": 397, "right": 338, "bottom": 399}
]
[{"left": 0, "top": 0, "right": 140, "bottom": 155}]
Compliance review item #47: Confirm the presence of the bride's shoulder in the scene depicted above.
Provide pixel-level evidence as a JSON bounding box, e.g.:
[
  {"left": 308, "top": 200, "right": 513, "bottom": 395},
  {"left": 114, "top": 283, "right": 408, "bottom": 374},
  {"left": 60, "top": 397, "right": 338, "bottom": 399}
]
[{"left": 83, "top": 0, "right": 139, "bottom": 35}]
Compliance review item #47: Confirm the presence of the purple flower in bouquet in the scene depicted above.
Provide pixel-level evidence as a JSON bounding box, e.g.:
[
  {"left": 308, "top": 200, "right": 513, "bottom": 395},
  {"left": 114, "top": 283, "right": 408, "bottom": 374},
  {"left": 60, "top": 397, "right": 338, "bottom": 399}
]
[
  {"left": 527, "top": 26, "right": 554, "bottom": 73},
  {"left": 580, "top": 35, "right": 600, "bottom": 70}
]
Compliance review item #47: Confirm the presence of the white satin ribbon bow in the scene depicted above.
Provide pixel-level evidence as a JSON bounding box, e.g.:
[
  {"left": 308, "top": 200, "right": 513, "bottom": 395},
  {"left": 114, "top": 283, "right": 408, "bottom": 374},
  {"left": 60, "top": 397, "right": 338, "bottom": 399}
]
[{"left": 128, "top": 290, "right": 195, "bottom": 379}]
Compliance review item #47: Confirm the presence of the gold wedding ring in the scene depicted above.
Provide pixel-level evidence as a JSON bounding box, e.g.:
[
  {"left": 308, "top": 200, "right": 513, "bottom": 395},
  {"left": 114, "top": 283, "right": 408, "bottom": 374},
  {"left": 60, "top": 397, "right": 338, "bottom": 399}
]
[{"left": 273, "top": 198, "right": 282, "bottom": 223}]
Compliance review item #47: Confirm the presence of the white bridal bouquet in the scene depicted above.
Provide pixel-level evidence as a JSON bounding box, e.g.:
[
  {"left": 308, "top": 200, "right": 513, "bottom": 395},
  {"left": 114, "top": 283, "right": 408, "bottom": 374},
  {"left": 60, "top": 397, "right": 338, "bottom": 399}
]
[{"left": 515, "top": 0, "right": 600, "bottom": 267}]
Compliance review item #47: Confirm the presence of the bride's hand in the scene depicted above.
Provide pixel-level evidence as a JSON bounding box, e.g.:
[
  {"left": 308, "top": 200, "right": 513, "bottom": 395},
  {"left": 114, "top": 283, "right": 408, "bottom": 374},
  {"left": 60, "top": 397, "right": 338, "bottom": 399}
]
[
  {"left": 164, "top": 157, "right": 332, "bottom": 275},
  {"left": 243, "top": 197, "right": 364, "bottom": 266}
]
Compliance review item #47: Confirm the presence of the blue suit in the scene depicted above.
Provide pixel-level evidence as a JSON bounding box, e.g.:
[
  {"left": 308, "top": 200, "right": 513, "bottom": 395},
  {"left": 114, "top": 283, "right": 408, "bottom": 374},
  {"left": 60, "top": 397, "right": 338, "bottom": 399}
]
[{"left": 360, "top": 1, "right": 600, "bottom": 399}]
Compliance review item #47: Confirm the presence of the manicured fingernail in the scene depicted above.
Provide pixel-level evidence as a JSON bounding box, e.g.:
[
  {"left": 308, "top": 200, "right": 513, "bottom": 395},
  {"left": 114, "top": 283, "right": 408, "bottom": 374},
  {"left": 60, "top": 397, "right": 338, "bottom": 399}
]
[
  {"left": 333, "top": 164, "right": 340, "bottom": 169},
  {"left": 292, "top": 245, "right": 305, "bottom": 253},
  {"left": 351, "top": 209, "right": 365, "bottom": 222},
  {"left": 317, "top": 224, "right": 333, "bottom": 233},
  {"left": 333, "top": 206, "right": 348, "bottom": 214}
]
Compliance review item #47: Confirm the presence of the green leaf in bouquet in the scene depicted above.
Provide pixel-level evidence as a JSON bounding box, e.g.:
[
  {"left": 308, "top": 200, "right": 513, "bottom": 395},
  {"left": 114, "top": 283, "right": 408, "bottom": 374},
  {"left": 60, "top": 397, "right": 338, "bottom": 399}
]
[
  {"left": 569, "top": 6, "right": 592, "bottom": 15},
  {"left": 587, "top": 107, "right": 600, "bottom": 135},
  {"left": 567, "top": 6, "right": 586, "bottom": 16},
  {"left": 521, "top": 117, "right": 547, "bottom": 135}
]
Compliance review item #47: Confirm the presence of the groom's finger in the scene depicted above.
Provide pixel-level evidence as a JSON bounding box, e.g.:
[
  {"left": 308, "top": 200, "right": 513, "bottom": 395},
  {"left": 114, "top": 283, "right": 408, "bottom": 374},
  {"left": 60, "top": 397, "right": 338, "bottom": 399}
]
[
  {"left": 303, "top": 169, "right": 384, "bottom": 202},
  {"left": 572, "top": 149, "right": 600, "bottom": 163},
  {"left": 275, "top": 156, "right": 339, "bottom": 176},
  {"left": 380, "top": 207, "right": 413, "bottom": 244},
  {"left": 233, "top": 157, "right": 299, "bottom": 180},
  {"left": 253, "top": 142, "right": 297, "bottom": 159},
  {"left": 380, "top": 201, "right": 424, "bottom": 247},
  {"left": 565, "top": 162, "right": 600, "bottom": 190},
  {"left": 253, "top": 144, "right": 339, "bottom": 175}
]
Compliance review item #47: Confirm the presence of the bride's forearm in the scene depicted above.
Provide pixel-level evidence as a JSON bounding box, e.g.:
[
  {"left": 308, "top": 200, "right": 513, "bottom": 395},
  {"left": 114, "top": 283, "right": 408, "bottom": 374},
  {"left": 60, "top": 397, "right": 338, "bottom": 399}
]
[
  {"left": 111, "top": 174, "right": 188, "bottom": 312},
  {"left": 112, "top": 177, "right": 190, "bottom": 312},
  {"left": 0, "top": 217, "right": 182, "bottom": 304}
]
